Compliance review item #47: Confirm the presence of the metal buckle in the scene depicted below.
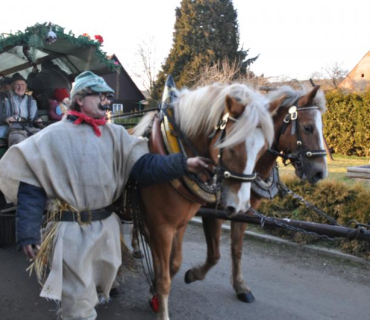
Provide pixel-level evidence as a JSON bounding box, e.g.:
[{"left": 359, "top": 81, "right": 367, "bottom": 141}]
[
  {"left": 76, "top": 210, "right": 92, "bottom": 225},
  {"left": 220, "top": 112, "right": 229, "bottom": 130},
  {"left": 288, "top": 106, "right": 298, "bottom": 120},
  {"left": 283, "top": 114, "right": 291, "bottom": 123}
]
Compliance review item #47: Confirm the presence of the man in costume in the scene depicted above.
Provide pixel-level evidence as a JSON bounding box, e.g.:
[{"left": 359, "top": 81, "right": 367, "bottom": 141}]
[
  {"left": 0, "top": 71, "right": 209, "bottom": 320},
  {"left": 1, "top": 73, "right": 42, "bottom": 146}
]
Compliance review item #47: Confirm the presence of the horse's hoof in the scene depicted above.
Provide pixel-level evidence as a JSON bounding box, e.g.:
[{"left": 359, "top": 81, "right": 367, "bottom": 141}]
[
  {"left": 132, "top": 250, "right": 143, "bottom": 259},
  {"left": 110, "top": 287, "right": 124, "bottom": 297},
  {"left": 184, "top": 270, "right": 197, "bottom": 284},
  {"left": 237, "top": 292, "right": 255, "bottom": 303}
]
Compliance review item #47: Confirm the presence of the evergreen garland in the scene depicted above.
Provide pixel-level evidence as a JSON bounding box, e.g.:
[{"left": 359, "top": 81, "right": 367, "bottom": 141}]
[{"left": 0, "top": 22, "right": 117, "bottom": 72}]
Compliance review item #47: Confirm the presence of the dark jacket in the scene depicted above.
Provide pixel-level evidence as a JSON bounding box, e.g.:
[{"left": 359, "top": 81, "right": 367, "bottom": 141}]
[{"left": 16, "top": 152, "right": 187, "bottom": 248}]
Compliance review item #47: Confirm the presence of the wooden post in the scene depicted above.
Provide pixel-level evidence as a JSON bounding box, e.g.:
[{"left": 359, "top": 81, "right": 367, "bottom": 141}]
[{"left": 323, "top": 136, "right": 334, "bottom": 162}]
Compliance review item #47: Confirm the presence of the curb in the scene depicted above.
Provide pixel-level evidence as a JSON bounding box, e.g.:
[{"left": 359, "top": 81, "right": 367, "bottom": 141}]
[{"left": 190, "top": 217, "right": 370, "bottom": 266}]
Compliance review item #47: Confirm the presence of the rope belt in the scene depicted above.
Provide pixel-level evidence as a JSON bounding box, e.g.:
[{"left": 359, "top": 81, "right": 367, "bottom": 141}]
[{"left": 54, "top": 209, "right": 112, "bottom": 223}]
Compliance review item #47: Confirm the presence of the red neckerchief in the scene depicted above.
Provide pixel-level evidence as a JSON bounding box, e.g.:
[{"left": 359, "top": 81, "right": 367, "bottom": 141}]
[{"left": 67, "top": 110, "right": 107, "bottom": 137}]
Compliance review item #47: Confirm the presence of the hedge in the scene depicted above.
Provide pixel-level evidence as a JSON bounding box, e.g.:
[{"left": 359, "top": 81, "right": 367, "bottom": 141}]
[{"left": 324, "top": 89, "right": 370, "bottom": 156}]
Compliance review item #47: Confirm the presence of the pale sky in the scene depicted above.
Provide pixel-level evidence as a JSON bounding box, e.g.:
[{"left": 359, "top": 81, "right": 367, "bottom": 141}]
[{"left": 1, "top": 0, "right": 370, "bottom": 88}]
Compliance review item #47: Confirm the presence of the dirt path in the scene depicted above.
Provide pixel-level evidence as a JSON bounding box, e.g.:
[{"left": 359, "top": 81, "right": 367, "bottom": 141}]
[{"left": 1, "top": 222, "right": 369, "bottom": 320}]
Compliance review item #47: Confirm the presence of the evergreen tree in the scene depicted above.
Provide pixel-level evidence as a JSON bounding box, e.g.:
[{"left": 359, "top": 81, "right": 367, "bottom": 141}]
[{"left": 152, "top": 0, "right": 258, "bottom": 102}]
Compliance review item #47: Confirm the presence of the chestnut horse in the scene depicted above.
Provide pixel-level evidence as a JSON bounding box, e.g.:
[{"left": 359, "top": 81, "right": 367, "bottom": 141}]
[
  {"left": 131, "top": 82, "right": 280, "bottom": 320},
  {"left": 184, "top": 85, "right": 327, "bottom": 302}
]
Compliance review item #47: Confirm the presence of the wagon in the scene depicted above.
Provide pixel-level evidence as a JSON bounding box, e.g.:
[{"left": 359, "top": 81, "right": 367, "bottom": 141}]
[{"left": 0, "top": 22, "right": 118, "bottom": 247}]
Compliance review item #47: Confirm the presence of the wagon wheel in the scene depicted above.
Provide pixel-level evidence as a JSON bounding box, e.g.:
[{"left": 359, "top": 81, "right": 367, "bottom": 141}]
[{"left": 0, "top": 192, "right": 16, "bottom": 248}]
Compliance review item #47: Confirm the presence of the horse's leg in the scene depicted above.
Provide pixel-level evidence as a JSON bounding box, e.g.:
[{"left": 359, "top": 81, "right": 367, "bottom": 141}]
[
  {"left": 169, "top": 226, "right": 187, "bottom": 278},
  {"left": 130, "top": 225, "right": 143, "bottom": 258},
  {"left": 184, "top": 217, "right": 223, "bottom": 283},
  {"left": 149, "top": 226, "right": 174, "bottom": 320},
  {"left": 231, "top": 221, "right": 255, "bottom": 303}
]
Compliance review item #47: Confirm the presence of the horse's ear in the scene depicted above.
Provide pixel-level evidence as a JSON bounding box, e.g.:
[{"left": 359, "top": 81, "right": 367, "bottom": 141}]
[
  {"left": 225, "top": 95, "right": 245, "bottom": 117},
  {"left": 299, "top": 85, "right": 320, "bottom": 106},
  {"left": 268, "top": 95, "right": 286, "bottom": 115}
]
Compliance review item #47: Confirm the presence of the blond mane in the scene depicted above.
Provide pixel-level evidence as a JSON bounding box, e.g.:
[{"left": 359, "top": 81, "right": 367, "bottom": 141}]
[
  {"left": 266, "top": 85, "right": 326, "bottom": 113},
  {"left": 173, "top": 83, "right": 274, "bottom": 148},
  {"left": 133, "top": 83, "right": 274, "bottom": 148}
]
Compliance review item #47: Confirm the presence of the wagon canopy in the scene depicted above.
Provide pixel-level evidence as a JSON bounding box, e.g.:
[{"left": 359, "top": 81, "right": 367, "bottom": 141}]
[{"left": 0, "top": 22, "right": 118, "bottom": 79}]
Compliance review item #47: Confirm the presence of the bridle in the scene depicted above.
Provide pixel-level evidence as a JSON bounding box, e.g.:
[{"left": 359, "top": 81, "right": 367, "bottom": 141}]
[
  {"left": 268, "top": 103, "right": 326, "bottom": 171},
  {"left": 162, "top": 106, "right": 257, "bottom": 184},
  {"left": 209, "top": 112, "right": 257, "bottom": 184}
]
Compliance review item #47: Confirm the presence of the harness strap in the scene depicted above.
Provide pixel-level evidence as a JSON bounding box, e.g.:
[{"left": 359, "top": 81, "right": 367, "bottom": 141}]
[
  {"left": 270, "top": 104, "right": 326, "bottom": 163},
  {"left": 162, "top": 107, "right": 200, "bottom": 157},
  {"left": 222, "top": 168, "right": 257, "bottom": 182}
]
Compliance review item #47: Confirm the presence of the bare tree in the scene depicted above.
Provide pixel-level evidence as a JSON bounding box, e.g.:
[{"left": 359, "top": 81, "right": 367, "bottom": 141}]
[
  {"left": 311, "top": 62, "right": 348, "bottom": 89},
  {"left": 131, "top": 36, "right": 158, "bottom": 99}
]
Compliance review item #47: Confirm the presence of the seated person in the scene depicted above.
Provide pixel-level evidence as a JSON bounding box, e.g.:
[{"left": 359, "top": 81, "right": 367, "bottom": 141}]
[
  {"left": 1, "top": 73, "right": 42, "bottom": 147},
  {"left": 0, "top": 76, "right": 12, "bottom": 93},
  {"left": 0, "top": 77, "right": 13, "bottom": 138},
  {"left": 27, "top": 61, "right": 72, "bottom": 110},
  {"left": 48, "top": 88, "right": 70, "bottom": 121}
]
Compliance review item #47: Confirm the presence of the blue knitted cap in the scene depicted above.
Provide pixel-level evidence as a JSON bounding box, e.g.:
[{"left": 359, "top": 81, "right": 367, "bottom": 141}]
[{"left": 71, "top": 71, "right": 114, "bottom": 99}]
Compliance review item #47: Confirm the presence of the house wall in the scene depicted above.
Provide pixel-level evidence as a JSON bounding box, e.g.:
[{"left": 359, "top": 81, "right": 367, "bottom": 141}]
[{"left": 340, "top": 52, "right": 370, "bottom": 91}]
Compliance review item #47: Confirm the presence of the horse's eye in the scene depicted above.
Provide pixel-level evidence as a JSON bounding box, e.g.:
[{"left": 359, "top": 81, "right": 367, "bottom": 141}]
[
  {"left": 228, "top": 148, "right": 236, "bottom": 155},
  {"left": 303, "top": 125, "right": 314, "bottom": 134}
]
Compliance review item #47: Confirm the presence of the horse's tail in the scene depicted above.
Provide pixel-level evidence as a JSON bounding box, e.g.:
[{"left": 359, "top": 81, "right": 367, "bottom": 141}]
[{"left": 131, "top": 111, "right": 156, "bottom": 137}]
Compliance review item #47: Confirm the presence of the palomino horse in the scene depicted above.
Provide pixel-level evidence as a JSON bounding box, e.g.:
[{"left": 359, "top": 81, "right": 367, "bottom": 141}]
[
  {"left": 184, "top": 85, "right": 327, "bottom": 302},
  {"left": 131, "top": 82, "right": 279, "bottom": 320}
]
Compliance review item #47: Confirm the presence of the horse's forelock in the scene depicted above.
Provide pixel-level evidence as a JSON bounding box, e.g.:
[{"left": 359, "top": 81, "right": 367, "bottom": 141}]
[{"left": 218, "top": 98, "right": 274, "bottom": 149}]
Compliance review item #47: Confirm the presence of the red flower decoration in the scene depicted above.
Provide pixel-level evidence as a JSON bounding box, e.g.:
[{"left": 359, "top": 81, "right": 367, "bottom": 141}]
[
  {"left": 81, "top": 33, "right": 90, "bottom": 39},
  {"left": 94, "top": 35, "right": 104, "bottom": 44}
]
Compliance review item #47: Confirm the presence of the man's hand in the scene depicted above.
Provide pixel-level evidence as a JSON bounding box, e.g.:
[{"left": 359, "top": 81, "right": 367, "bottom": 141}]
[
  {"left": 34, "top": 118, "right": 44, "bottom": 128},
  {"left": 5, "top": 116, "right": 17, "bottom": 124},
  {"left": 22, "top": 244, "right": 40, "bottom": 260},
  {"left": 186, "top": 156, "right": 214, "bottom": 174}
]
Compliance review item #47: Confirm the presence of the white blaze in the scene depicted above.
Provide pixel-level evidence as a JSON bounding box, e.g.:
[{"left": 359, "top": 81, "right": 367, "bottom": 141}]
[{"left": 236, "top": 129, "right": 265, "bottom": 214}]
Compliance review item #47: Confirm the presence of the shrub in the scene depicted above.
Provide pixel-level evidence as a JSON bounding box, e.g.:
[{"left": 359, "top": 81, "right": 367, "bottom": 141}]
[
  {"left": 259, "top": 177, "right": 370, "bottom": 258},
  {"left": 324, "top": 89, "right": 370, "bottom": 156}
]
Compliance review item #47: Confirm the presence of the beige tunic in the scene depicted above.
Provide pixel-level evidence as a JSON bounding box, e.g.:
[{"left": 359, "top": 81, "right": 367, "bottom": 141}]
[
  {"left": 0, "top": 118, "right": 148, "bottom": 209},
  {"left": 0, "top": 119, "right": 148, "bottom": 312}
]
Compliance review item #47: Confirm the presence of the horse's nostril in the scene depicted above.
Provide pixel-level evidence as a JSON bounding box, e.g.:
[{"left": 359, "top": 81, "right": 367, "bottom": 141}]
[
  {"left": 226, "top": 206, "right": 236, "bottom": 215},
  {"left": 314, "top": 171, "right": 324, "bottom": 182}
]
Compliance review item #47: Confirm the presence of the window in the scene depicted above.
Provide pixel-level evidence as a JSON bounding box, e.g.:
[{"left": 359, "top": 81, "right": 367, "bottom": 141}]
[{"left": 112, "top": 104, "right": 124, "bottom": 114}]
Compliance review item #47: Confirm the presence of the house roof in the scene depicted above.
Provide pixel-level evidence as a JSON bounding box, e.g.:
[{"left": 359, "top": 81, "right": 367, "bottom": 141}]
[{"left": 102, "top": 54, "right": 145, "bottom": 102}]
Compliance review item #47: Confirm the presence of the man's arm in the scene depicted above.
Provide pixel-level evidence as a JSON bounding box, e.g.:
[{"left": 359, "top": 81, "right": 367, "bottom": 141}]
[
  {"left": 1, "top": 96, "right": 16, "bottom": 124},
  {"left": 129, "top": 153, "right": 211, "bottom": 187},
  {"left": 16, "top": 182, "right": 47, "bottom": 258}
]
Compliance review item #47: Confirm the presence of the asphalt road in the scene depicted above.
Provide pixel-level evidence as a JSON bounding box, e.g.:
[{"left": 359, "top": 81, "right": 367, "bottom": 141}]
[{"left": 1, "top": 222, "right": 370, "bottom": 320}]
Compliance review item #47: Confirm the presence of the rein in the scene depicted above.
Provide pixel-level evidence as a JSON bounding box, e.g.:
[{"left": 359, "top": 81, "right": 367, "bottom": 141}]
[{"left": 268, "top": 104, "right": 326, "bottom": 168}]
